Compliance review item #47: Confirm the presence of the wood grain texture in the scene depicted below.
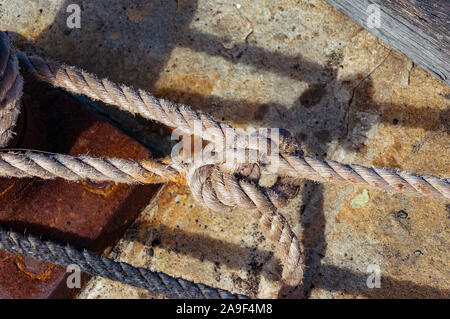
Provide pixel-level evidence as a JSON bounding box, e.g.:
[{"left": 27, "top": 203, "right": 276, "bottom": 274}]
[{"left": 324, "top": 0, "right": 449, "bottom": 86}]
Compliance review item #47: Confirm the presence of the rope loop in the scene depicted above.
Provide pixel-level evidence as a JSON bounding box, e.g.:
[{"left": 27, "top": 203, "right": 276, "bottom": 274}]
[{"left": 180, "top": 144, "right": 305, "bottom": 292}]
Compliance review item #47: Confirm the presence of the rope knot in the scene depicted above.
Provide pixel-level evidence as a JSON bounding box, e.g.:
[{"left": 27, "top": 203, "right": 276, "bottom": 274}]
[
  {"left": 175, "top": 127, "right": 306, "bottom": 291},
  {"left": 184, "top": 156, "right": 305, "bottom": 291},
  {"left": 186, "top": 160, "right": 300, "bottom": 214},
  {"left": 178, "top": 126, "right": 302, "bottom": 214}
]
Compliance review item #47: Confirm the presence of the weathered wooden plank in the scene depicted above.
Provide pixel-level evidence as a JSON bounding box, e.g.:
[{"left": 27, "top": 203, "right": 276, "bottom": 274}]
[{"left": 324, "top": 0, "right": 449, "bottom": 86}]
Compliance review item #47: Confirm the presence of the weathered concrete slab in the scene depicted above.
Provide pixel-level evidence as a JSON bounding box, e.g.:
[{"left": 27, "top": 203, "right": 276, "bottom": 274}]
[{"left": 1, "top": 0, "right": 448, "bottom": 298}]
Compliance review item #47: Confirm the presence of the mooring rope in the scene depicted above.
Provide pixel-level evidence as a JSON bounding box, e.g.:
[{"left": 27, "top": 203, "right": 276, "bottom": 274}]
[
  {"left": 0, "top": 150, "right": 447, "bottom": 201},
  {"left": 0, "top": 226, "right": 248, "bottom": 299},
  {"left": 0, "top": 31, "right": 448, "bottom": 298}
]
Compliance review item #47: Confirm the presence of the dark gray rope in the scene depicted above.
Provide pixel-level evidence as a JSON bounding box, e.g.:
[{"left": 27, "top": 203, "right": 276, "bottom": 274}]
[{"left": 0, "top": 227, "right": 249, "bottom": 299}]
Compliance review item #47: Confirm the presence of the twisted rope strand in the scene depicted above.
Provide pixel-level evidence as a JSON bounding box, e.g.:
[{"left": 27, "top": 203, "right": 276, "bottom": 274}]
[
  {"left": 0, "top": 227, "right": 248, "bottom": 299},
  {"left": 271, "top": 154, "right": 450, "bottom": 200},
  {"left": 17, "top": 52, "right": 244, "bottom": 150},
  {"left": 0, "top": 151, "right": 181, "bottom": 184}
]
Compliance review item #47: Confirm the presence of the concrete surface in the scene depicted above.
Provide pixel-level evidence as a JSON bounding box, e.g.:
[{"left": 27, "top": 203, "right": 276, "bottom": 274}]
[{"left": 0, "top": 0, "right": 448, "bottom": 298}]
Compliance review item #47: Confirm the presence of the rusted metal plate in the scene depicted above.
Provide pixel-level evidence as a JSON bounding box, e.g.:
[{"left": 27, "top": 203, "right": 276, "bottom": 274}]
[{"left": 0, "top": 74, "right": 162, "bottom": 298}]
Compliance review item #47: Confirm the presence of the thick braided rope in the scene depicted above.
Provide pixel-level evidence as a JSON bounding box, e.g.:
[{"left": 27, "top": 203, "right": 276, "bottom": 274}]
[
  {"left": 15, "top": 52, "right": 450, "bottom": 201},
  {"left": 17, "top": 52, "right": 286, "bottom": 154},
  {"left": 0, "top": 151, "right": 181, "bottom": 184},
  {"left": 0, "top": 149, "right": 447, "bottom": 201},
  {"left": 273, "top": 154, "right": 450, "bottom": 201},
  {"left": 0, "top": 33, "right": 22, "bottom": 147},
  {"left": 0, "top": 226, "right": 248, "bottom": 299}
]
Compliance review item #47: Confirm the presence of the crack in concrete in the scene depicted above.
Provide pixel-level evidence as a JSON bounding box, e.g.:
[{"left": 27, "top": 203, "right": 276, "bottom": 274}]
[{"left": 343, "top": 49, "right": 393, "bottom": 141}]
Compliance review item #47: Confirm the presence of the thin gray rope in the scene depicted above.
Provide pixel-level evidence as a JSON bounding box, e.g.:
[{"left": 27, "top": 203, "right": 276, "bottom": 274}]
[{"left": 0, "top": 226, "right": 249, "bottom": 299}]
